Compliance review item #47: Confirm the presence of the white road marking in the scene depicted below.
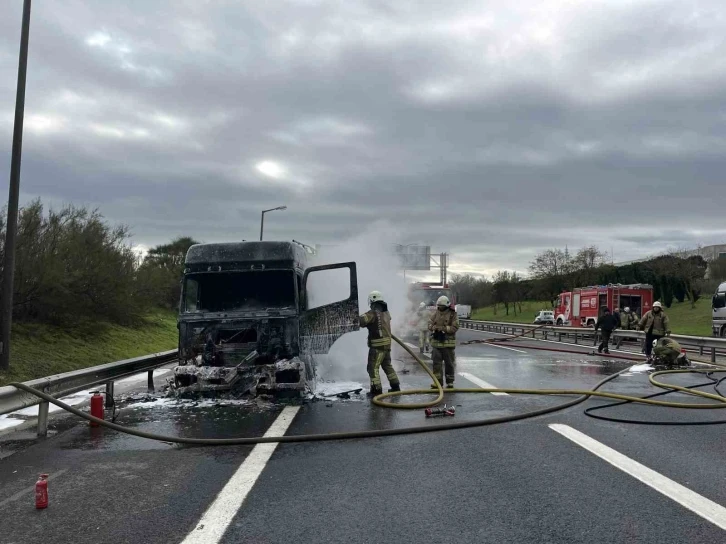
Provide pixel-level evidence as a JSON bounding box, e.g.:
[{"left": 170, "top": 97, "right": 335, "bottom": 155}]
[
  {"left": 0, "top": 469, "right": 69, "bottom": 508},
  {"left": 458, "top": 372, "right": 509, "bottom": 396},
  {"left": 181, "top": 406, "right": 300, "bottom": 544},
  {"left": 550, "top": 424, "right": 726, "bottom": 531},
  {"left": 474, "top": 341, "right": 527, "bottom": 354}
]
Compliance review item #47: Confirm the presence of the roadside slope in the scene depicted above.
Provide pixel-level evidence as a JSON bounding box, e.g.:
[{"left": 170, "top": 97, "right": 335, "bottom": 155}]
[{"left": 0, "top": 310, "right": 177, "bottom": 386}]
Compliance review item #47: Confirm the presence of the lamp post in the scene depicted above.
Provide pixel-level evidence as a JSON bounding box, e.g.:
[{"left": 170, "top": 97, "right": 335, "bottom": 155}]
[
  {"left": 1, "top": 0, "right": 32, "bottom": 372},
  {"left": 259, "top": 206, "right": 287, "bottom": 241}
]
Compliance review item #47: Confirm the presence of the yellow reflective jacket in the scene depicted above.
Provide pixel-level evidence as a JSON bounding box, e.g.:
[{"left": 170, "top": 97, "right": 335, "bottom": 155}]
[
  {"left": 639, "top": 310, "right": 670, "bottom": 336},
  {"left": 428, "top": 307, "right": 459, "bottom": 348},
  {"left": 359, "top": 301, "right": 392, "bottom": 350}
]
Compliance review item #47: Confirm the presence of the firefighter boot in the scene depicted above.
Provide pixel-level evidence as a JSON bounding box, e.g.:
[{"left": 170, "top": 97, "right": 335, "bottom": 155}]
[
  {"left": 367, "top": 385, "right": 383, "bottom": 398},
  {"left": 446, "top": 382, "right": 455, "bottom": 389},
  {"left": 388, "top": 383, "right": 401, "bottom": 393}
]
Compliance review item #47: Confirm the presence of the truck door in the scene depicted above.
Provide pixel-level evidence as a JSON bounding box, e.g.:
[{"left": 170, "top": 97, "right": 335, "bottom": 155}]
[{"left": 300, "top": 262, "right": 360, "bottom": 353}]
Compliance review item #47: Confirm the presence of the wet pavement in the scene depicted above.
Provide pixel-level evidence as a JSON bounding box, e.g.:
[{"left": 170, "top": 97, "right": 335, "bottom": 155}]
[{"left": 1, "top": 328, "right": 725, "bottom": 543}]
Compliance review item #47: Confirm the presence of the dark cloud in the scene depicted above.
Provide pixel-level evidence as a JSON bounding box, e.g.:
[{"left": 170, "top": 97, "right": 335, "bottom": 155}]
[{"left": 1, "top": 0, "right": 725, "bottom": 277}]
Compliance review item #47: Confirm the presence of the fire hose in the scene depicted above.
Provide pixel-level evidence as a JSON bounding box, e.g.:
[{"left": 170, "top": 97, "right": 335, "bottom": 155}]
[{"left": 8, "top": 335, "right": 726, "bottom": 445}]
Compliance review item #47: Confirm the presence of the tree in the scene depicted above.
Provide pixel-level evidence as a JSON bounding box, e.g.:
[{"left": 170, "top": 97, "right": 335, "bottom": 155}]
[
  {"left": 137, "top": 236, "right": 200, "bottom": 309},
  {"left": 493, "top": 271, "right": 515, "bottom": 316},
  {"left": 574, "top": 246, "right": 607, "bottom": 270},
  {"left": 529, "top": 248, "right": 574, "bottom": 302}
]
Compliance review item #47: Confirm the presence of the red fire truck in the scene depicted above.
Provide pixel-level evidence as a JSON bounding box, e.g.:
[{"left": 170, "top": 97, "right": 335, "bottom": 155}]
[
  {"left": 554, "top": 283, "right": 653, "bottom": 328},
  {"left": 407, "top": 282, "right": 455, "bottom": 310}
]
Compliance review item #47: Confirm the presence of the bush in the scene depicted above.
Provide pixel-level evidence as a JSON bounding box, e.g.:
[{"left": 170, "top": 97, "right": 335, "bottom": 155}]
[{"left": 0, "top": 200, "right": 146, "bottom": 325}]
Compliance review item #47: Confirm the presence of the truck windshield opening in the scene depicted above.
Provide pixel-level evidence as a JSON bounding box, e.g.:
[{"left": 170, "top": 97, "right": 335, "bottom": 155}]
[
  {"left": 714, "top": 293, "right": 726, "bottom": 309},
  {"left": 183, "top": 270, "right": 295, "bottom": 313}
]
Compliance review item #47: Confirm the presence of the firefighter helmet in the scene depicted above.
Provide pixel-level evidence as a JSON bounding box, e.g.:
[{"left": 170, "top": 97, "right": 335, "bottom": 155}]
[
  {"left": 653, "top": 301, "right": 662, "bottom": 308},
  {"left": 653, "top": 339, "right": 658, "bottom": 348},
  {"left": 436, "top": 296, "right": 450, "bottom": 307},
  {"left": 624, "top": 307, "right": 630, "bottom": 312},
  {"left": 368, "top": 290, "right": 384, "bottom": 306},
  {"left": 419, "top": 302, "right": 426, "bottom": 309}
]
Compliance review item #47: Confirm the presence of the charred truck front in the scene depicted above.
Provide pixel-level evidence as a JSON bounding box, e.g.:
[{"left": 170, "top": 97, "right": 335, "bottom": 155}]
[{"left": 173, "top": 241, "right": 359, "bottom": 396}]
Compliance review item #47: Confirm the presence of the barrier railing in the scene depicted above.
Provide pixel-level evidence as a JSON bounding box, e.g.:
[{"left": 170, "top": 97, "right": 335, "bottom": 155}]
[
  {"left": 0, "top": 349, "right": 177, "bottom": 436},
  {"left": 460, "top": 320, "right": 726, "bottom": 363}
]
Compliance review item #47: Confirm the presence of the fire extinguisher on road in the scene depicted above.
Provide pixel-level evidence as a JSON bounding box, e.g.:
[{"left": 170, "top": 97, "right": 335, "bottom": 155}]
[
  {"left": 35, "top": 474, "right": 49, "bottom": 509},
  {"left": 90, "top": 391, "right": 104, "bottom": 427}
]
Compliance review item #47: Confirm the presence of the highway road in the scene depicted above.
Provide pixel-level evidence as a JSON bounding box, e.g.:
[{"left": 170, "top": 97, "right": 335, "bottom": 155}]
[{"left": 1, "top": 328, "right": 726, "bottom": 543}]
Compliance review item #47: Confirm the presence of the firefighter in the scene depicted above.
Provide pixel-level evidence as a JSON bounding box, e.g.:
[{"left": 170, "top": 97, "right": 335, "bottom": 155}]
[
  {"left": 620, "top": 306, "right": 634, "bottom": 330},
  {"left": 417, "top": 302, "right": 431, "bottom": 354},
  {"left": 594, "top": 307, "right": 618, "bottom": 354},
  {"left": 652, "top": 337, "right": 683, "bottom": 368},
  {"left": 428, "top": 295, "right": 459, "bottom": 388},
  {"left": 359, "top": 290, "right": 400, "bottom": 397},
  {"left": 639, "top": 301, "right": 671, "bottom": 357}
]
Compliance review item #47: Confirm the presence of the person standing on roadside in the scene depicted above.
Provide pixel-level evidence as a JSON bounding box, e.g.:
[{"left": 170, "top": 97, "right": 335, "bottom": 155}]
[
  {"left": 428, "top": 295, "right": 459, "bottom": 388},
  {"left": 359, "top": 290, "right": 401, "bottom": 397},
  {"left": 594, "top": 307, "right": 619, "bottom": 354},
  {"left": 639, "top": 301, "right": 671, "bottom": 357},
  {"left": 416, "top": 302, "right": 431, "bottom": 354}
]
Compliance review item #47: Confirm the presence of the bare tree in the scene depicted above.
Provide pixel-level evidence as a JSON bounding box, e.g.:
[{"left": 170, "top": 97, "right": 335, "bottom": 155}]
[{"left": 529, "top": 248, "right": 573, "bottom": 279}]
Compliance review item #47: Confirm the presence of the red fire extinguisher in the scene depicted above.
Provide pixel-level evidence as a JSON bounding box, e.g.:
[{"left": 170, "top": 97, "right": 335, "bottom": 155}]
[
  {"left": 35, "top": 474, "right": 49, "bottom": 509},
  {"left": 90, "top": 391, "right": 104, "bottom": 427}
]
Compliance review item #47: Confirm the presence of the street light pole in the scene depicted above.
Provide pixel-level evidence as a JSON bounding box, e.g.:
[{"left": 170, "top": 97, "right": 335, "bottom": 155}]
[
  {"left": 259, "top": 206, "right": 287, "bottom": 241},
  {"left": 1, "top": 0, "right": 32, "bottom": 372}
]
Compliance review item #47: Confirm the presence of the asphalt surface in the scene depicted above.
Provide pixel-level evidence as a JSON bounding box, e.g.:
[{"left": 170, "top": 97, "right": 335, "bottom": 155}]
[{"left": 1, "top": 328, "right": 726, "bottom": 543}]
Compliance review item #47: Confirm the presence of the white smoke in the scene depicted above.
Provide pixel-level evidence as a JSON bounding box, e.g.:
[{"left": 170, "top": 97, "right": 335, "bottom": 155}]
[{"left": 309, "top": 221, "right": 409, "bottom": 383}]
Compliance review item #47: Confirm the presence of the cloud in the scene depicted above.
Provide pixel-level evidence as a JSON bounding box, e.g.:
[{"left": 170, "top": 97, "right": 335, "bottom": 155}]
[{"left": 0, "top": 0, "right": 725, "bottom": 281}]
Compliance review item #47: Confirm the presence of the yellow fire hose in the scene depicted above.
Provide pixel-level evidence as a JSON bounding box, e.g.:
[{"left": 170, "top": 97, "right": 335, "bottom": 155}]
[
  {"left": 7, "top": 336, "right": 726, "bottom": 445},
  {"left": 373, "top": 335, "right": 726, "bottom": 410}
]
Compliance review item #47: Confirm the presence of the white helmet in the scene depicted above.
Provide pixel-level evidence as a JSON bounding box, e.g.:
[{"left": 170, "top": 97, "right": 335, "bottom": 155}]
[
  {"left": 624, "top": 307, "right": 630, "bottom": 312},
  {"left": 436, "top": 296, "right": 450, "bottom": 307},
  {"left": 419, "top": 302, "right": 426, "bottom": 309},
  {"left": 368, "top": 290, "right": 384, "bottom": 305},
  {"left": 652, "top": 339, "right": 658, "bottom": 348},
  {"left": 653, "top": 301, "right": 662, "bottom": 308}
]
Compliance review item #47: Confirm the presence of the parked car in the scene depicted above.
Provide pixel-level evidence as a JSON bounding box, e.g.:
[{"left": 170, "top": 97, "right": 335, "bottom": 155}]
[{"left": 533, "top": 310, "right": 555, "bottom": 325}]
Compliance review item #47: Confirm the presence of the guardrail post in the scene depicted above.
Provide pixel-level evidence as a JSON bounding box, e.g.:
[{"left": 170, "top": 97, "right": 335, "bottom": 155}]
[
  {"left": 557, "top": 332, "right": 562, "bottom": 342},
  {"left": 37, "top": 401, "right": 49, "bottom": 437},
  {"left": 147, "top": 370, "right": 155, "bottom": 392},
  {"left": 712, "top": 347, "right": 717, "bottom": 363},
  {"left": 574, "top": 332, "right": 579, "bottom": 345},
  {"left": 699, "top": 346, "right": 704, "bottom": 356},
  {"left": 105, "top": 381, "right": 115, "bottom": 408}
]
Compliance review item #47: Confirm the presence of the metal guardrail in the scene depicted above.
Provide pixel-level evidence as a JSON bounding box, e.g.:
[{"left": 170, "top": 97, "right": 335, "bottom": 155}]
[
  {"left": 0, "top": 349, "right": 177, "bottom": 436},
  {"left": 460, "top": 320, "right": 726, "bottom": 363}
]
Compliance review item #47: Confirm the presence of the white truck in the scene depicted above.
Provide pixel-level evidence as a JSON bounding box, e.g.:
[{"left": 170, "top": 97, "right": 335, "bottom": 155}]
[
  {"left": 713, "top": 281, "right": 726, "bottom": 337},
  {"left": 455, "top": 304, "right": 472, "bottom": 319}
]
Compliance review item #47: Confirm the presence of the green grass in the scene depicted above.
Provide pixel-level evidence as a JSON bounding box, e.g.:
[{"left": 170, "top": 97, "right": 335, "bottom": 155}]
[
  {"left": 471, "top": 301, "right": 552, "bottom": 324},
  {"left": 471, "top": 298, "right": 713, "bottom": 336},
  {"left": 0, "top": 309, "right": 178, "bottom": 387}
]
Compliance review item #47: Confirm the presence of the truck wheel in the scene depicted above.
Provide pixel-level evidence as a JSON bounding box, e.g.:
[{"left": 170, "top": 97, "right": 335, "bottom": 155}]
[
  {"left": 721, "top": 326, "right": 726, "bottom": 338},
  {"left": 556, "top": 319, "right": 563, "bottom": 326}
]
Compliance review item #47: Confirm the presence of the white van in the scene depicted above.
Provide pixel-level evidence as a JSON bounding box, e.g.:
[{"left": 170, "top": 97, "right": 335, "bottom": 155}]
[{"left": 455, "top": 304, "right": 472, "bottom": 319}]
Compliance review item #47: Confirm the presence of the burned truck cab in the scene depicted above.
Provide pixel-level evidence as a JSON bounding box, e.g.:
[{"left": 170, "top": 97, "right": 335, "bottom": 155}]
[{"left": 174, "top": 241, "right": 358, "bottom": 396}]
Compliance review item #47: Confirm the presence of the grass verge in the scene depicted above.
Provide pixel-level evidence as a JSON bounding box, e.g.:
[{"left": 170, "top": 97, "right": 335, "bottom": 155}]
[{"left": 0, "top": 309, "right": 178, "bottom": 387}]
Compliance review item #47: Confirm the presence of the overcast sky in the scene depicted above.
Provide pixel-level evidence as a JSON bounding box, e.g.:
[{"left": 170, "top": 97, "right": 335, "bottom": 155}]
[{"left": 1, "top": 0, "right": 725, "bottom": 279}]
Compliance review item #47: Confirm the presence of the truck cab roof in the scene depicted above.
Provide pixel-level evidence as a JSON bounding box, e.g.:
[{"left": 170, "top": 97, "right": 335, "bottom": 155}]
[{"left": 185, "top": 242, "right": 308, "bottom": 273}]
